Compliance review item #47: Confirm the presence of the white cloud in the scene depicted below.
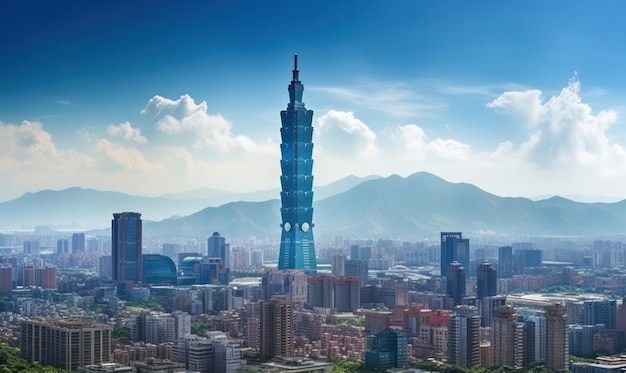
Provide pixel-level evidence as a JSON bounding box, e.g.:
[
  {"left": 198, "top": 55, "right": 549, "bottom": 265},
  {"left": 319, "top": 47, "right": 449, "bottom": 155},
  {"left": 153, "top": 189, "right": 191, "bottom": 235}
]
[
  {"left": 95, "top": 138, "right": 157, "bottom": 172},
  {"left": 107, "top": 121, "right": 148, "bottom": 144},
  {"left": 142, "top": 94, "right": 276, "bottom": 154},
  {"left": 315, "top": 110, "right": 379, "bottom": 158},
  {"left": 487, "top": 78, "right": 625, "bottom": 170}
]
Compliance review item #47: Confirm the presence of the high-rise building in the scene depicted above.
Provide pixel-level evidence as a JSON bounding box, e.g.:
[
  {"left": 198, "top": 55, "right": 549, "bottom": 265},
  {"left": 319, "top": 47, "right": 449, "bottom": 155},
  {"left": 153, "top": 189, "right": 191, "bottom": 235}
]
[
  {"left": 446, "top": 262, "right": 466, "bottom": 307},
  {"left": 278, "top": 55, "right": 317, "bottom": 272},
  {"left": 21, "top": 318, "right": 112, "bottom": 371},
  {"left": 481, "top": 295, "right": 507, "bottom": 327},
  {"left": 208, "top": 232, "right": 229, "bottom": 269},
  {"left": 56, "top": 239, "right": 68, "bottom": 254},
  {"left": 440, "top": 232, "right": 469, "bottom": 277},
  {"left": 308, "top": 275, "right": 334, "bottom": 309},
  {"left": 345, "top": 259, "right": 369, "bottom": 287},
  {"left": 477, "top": 261, "right": 497, "bottom": 300},
  {"left": 72, "top": 232, "right": 85, "bottom": 253},
  {"left": 335, "top": 276, "right": 360, "bottom": 313},
  {"left": 583, "top": 299, "right": 617, "bottom": 329},
  {"left": 545, "top": 303, "right": 569, "bottom": 372},
  {"left": 365, "top": 329, "right": 408, "bottom": 370},
  {"left": 0, "top": 265, "right": 12, "bottom": 294},
  {"left": 112, "top": 212, "right": 143, "bottom": 295},
  {"left": 491, "top": 305, "right": 524, "bottom": 368},
  {"left": 331, "top": 252, "right": 347, "bottom": 276},
  {"left": 260, "top": 295, "right": 294, "bottom": 360},
  {"left": 498, "top": 245, "right": 514, "bottom": 278},
  {"left": 447, "top": 305, "right": 480, "bottom": 368}
]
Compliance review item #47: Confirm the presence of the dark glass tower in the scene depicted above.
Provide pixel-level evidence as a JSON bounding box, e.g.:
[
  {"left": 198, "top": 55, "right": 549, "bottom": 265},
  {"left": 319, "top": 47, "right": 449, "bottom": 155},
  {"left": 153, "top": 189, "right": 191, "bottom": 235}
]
[
  {"left": 278, "top": 55, "right": 317, "bottom": 272},
  {"left": 112, "top": 212, "right": 142, "bottom": 294}
]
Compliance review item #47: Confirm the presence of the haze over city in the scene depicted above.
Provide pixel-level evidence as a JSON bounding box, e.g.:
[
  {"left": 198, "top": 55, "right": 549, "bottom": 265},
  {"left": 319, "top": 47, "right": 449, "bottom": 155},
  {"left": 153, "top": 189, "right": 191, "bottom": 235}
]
[{"left": 3, "top": 1, "right": 626, "bottom": 204}]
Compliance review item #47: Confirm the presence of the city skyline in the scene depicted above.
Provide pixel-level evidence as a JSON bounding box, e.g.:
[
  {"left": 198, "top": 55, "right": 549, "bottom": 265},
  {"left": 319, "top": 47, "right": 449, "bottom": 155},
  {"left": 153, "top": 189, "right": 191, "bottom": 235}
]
[{"left": 3, "top": 1, "right": 626, "bottom": 203}]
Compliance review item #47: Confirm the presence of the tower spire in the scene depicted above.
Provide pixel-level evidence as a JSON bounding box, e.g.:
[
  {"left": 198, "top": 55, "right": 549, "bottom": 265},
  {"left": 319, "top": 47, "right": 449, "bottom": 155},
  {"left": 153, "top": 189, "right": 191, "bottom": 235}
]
[{"left": 292, "top": 54, "right": 299, "bottom": 81}]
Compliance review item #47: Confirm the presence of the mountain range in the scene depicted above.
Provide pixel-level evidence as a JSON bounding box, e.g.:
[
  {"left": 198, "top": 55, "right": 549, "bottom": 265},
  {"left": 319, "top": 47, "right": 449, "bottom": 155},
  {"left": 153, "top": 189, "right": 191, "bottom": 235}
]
[{"left": 2, "top": 172, "right": 626, "bottom": 240}]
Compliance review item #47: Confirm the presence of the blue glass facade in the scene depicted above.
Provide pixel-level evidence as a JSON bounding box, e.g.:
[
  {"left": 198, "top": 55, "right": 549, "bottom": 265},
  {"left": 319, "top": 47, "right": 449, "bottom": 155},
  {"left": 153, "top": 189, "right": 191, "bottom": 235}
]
[
  {"left": 142, "top": 254, "right": 177, "bottom": 285},
  {"left": 112, "top": 212, "right": 142, "bottom": 294},
  {"left": 278, "top": 55, "right": 317, "bottom": 272}
]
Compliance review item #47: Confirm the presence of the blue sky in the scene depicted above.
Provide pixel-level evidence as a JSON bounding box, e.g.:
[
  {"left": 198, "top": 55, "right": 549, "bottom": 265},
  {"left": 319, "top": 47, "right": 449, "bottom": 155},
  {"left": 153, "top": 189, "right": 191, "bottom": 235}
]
[{"left": 2, "top": 0, "right": 626, "bottom": 202}]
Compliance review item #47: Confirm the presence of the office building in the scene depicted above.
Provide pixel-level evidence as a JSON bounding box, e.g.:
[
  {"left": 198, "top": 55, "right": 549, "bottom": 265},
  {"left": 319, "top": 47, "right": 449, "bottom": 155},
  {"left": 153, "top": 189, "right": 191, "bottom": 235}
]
[
  {"left": 583, "top": 299, "right": 617, "bottom": 330},
  {"left": 477, "top": 261, "right": 497, "bottom": 300},
  {"left": 545, "top": 303, "right": 569, "bottom": 372},
  {"left": 112, "top": 212, "right": 142, "bottom": 295},
  {"left": 345, "top": 259, "right": 369, "bottom": 287},
  {"left": 72, "top": 232, "right": 86, "bottom": 253},
  {"left": 21, "top": 318, "right": 112, "bottom": 371},
  {"left": 517, "top": 307, "right": 546, "bottom": 365},
  {"left": 142, "top": 254, "right": 177, "bottom": 285},
  {"left": 334, "top": 276, "right": 360, "bottom": 312},
  {"left": 308, "top": 275, "right": 334, "bottom": 309},
  {"left": 440, "top": 232, "right": 469, "bottom": 278},
  {"left": 331, "top": 252, "right": 346, "bottom": 276},
  {"left": 446, "top": 262, "right": 466, "bottom": 306},
  {"left": 481, "top": 295, "right": 507, "bottom": 328},
  {"left": 57, "top": 239, "right": 69, "bottom": 254},
  {"left": 260, "top": 296, "right": 295, "bottom": 360},
  {"left": 491, "top": 305, "right": 523, "bottom": 368},
  {"left": 350, "top": 245, "right": 372, "bottom": 262},
  {"left": 278, "top": 55, "right": 317, "bottom": 272},
  {"left": 208, "top": 232, "right": 229, "bottom": 269},
  {"left": 99, "top": 255, "right": 112, "bottom": 278},
  {"left": 447, "top": 305, "right": 480, "bottom": 368},
  {"left": 365, "top": 329, "right": 408, "bottom": 370},
  {"left": 23, "top": 240, "right": 39, "bottom": 255}
]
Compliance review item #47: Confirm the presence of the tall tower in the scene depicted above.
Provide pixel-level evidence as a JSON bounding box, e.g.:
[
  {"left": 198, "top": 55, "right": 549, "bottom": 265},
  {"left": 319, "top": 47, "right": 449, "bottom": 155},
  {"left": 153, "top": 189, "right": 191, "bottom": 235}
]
[
  {"left": 545, "top": 303, "right": 569, "bottom": 372},
  {"left": 447, "top": 305, "right": 480, "bottom": 368},
  {"left": 278, "top": 54, "right": 317, "bottom": 272},
  {"left": 440, "top": 232, "right": 469, "bottom": 277},
  {"left": 446, "top": 261, "right": 466, "bottom": 306},
  {"left": 112, "top": 212, "right": 142, "bottom": 295},
  {"left": 208, "top": 231, "right": 229, "bottom": 269},
  {"left": 260, "top": 295, "right": 294, "bottom": 360},
  {"left": 477, "top": 260, "right": 497, "bottom": 300}
]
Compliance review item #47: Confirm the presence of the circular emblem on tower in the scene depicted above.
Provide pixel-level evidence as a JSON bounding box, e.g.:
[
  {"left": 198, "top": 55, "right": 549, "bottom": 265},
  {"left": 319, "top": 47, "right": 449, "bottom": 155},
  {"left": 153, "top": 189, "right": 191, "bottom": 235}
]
[
  {"left": 301, "top": 222, "right": 310, "bottom": 232},
  {"left": 284, "top": 222, "right": 291, "bottom": 232},
  {"left": 284, "top": 238, "right": 291, "bottom": 246}
]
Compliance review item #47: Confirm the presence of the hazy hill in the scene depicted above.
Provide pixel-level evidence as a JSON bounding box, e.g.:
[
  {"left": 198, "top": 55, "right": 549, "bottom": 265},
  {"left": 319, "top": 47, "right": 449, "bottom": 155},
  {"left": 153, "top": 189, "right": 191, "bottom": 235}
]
[
  {"left": 142, "top": 172, "right": 626, "bottom": 240},
  {"left": 3, "top": 172, "right": 626, "bottom": 239},
  {"left": 0, "top": 175, "right": 379, "bottom": 230}
]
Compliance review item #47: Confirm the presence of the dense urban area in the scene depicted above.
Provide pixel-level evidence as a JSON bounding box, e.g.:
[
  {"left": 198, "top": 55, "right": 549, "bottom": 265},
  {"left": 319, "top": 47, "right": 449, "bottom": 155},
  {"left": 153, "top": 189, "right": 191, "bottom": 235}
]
[{"left": 1, "top": 226, "right": 626, "bottom": 373}]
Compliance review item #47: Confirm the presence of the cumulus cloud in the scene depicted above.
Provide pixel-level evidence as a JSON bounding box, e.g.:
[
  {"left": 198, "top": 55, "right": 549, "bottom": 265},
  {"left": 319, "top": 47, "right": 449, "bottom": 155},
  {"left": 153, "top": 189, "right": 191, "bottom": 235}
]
[
  {"left": 95, "top": 138, "right": 157, "bottom": 172},
  {"left": 141, "top": 94, "right": 275, "bottom": 154},
  {"left": 487, "top": 78, "right": 625, "bottom": 169},
  {"left": 107, "top": 121, "right": 147, "bottom": 144},
  {"left": 0, "top": 121, "right": 93, "bottom": 169},
  {"left": 315, "top": 110, "right": 379, "bottom": 158}
]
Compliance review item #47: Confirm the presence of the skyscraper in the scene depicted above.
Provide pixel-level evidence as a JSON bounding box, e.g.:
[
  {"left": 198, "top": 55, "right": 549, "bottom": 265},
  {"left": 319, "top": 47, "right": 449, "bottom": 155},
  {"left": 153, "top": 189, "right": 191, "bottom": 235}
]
[
  {"left": 448, "top": 305, "right": 480, "bottom": 368},
  {"left": 112, "top": 212, "right": 142, "bottom": 295},
  {"left": 440, "top": 232, "right": 469, "bottom": 277},
  {"left": 446, "top": 261, "right": 466, "bottom": 307},
  {"left": 260, "top": 295, "right": 294, "bottom": 360},
  {"left": 545, "top": 303, "right": 568, "bottom": 372},
  {"left": 72, "top": 232, "right": 85, "bottom": 253},
  {"left": 208, "top": 232, "right": 229, "bottom": 269},
  {"left": 491, "top": 305, "right": 524, "bottom": 368},
  {"left": 477, "top": 260, "right": 497, "bottom": 300},
  {"left": 278, "top": 55, "right": 317, "bottom": 272}
]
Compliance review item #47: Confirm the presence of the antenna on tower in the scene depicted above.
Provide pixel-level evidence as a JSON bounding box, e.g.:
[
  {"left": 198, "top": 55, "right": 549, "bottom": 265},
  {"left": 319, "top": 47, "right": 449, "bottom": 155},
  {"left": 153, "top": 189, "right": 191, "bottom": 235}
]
[{"left": 292, "top": 54, "right": 299, "bottom": 81}]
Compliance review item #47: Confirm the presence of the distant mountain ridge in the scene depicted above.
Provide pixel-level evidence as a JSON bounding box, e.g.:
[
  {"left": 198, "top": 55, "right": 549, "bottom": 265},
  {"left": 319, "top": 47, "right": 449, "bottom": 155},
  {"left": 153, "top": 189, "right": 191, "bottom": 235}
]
[
  {"left": 2, "top": 172, "right": 626, "bottom": 240},
  {"left": 0, "top": 175, "right": 379, "bottom": 230}
]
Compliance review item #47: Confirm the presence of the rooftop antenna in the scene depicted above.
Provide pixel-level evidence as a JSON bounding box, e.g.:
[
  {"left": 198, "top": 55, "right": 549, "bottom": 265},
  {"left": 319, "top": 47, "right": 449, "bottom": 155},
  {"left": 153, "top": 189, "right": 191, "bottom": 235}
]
[{"left": 292, "top": 54, "right": 299, "bottom": 81}]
